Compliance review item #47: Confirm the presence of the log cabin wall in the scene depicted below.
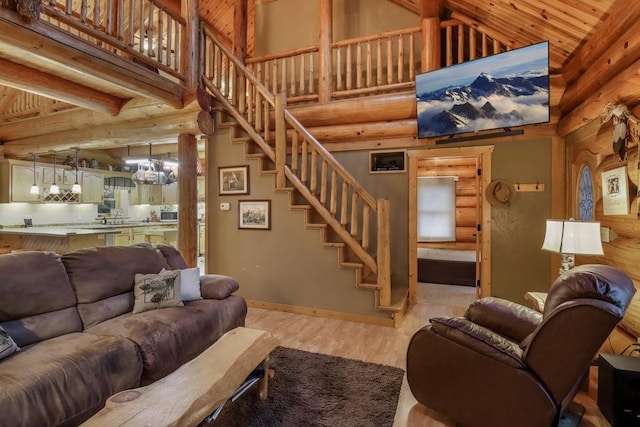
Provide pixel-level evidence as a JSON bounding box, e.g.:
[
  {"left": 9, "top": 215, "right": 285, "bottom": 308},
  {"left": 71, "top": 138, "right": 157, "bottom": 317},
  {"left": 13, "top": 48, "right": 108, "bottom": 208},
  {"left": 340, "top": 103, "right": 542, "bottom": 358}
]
[
  {"left": 566, "top": 118, "right": 640, "bottom": 340},
  {"left": 416, "top": 156, "right": 477, "bottom": 250}
]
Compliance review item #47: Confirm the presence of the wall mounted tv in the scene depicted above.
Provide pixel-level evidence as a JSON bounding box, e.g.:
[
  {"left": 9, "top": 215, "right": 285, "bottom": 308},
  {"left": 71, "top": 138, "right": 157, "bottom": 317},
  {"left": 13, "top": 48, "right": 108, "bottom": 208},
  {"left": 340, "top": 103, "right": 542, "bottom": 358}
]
[{"left": 415, "top": 41, "right": 550, "bottom": 139}]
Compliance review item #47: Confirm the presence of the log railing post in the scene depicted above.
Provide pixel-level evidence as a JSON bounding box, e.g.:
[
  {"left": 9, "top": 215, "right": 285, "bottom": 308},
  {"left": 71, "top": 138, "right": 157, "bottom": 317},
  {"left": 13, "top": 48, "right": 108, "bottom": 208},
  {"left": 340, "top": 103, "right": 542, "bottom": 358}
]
[
  {"left": 420, "top": 0, "right": 442, "bottom": 72},
  {"left": 376, "top": 199, "right": 391, "bottom": 307},
  {"left": 178, "top": 133, "right": 199, "bottom": 267},
  {"left": 318, "top": 0, "right": 333, "bottom": 102},
  {"left": 182, "top": 0, "right": 199, "bottom": 88},
  {"left": 275, "top": 92, "right": 287, "bottom": 189}
]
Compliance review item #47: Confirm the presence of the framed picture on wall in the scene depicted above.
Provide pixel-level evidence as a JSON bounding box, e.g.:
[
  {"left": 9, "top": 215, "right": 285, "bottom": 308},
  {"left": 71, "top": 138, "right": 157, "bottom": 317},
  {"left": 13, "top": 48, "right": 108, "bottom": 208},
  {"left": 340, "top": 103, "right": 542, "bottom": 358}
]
[
  {"left": 601, "top": 166, "right": 629, "bottom": 215},
  {"left": 219, "top": 165, "right": 249, "bottom": 195},
  {"left": 369, "top": 150, "right": 406, "bottom": 174},
  {"left": 238, "top": 200, "right": 271, "bottom": 230}
]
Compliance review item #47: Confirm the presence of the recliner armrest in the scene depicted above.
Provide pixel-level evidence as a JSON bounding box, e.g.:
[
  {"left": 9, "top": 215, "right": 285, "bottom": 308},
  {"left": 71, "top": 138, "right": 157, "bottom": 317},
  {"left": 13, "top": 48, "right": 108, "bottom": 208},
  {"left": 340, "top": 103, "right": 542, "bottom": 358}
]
[
  {"left": 465, "top": 297, "right": 542, "bottom": 342},
  {"left": 430, "top": 317, "right": 526, "bottom": 369},
  {"left": 199, "top": 274, "right": 239, "bottom": 299}
]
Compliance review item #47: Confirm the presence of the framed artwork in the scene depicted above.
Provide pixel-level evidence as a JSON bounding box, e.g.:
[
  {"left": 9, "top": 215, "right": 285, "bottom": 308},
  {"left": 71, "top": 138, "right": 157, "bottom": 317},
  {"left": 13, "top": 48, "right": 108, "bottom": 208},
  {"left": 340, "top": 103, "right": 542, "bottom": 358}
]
[
  {"left": 219, "top": 165, "right": 249, "bottom": 195},
  {"left": 238, "top": 200, "right": 271, "bottom": 230},
  {"left": 369, "top": 150, "right": 406, "bottom": 174},
  {"left": 601, "top": 166, "right": 629, "bottom": 215}
]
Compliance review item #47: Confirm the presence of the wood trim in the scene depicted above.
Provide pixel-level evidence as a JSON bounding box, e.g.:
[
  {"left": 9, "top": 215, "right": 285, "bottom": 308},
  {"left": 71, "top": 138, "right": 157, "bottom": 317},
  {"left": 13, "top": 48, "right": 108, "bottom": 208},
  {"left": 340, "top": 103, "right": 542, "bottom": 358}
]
[{"left": 245, "top": 300, "right": 395, "bottom": 327}]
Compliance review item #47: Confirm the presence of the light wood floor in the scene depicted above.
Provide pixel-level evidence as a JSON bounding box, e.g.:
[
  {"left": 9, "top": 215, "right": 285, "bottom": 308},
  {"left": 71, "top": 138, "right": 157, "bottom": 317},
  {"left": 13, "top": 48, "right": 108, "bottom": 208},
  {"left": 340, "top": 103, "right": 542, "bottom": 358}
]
[{"left": 246, "top": 299, "right": 612, "bottom": 427}]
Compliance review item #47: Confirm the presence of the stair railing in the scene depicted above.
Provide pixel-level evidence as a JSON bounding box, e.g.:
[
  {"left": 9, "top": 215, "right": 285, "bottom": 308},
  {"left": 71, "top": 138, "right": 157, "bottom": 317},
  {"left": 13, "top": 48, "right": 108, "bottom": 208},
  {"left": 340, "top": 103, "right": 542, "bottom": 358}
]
[{"left": 201, "top": 25, "right": 391, "bottom": 306}]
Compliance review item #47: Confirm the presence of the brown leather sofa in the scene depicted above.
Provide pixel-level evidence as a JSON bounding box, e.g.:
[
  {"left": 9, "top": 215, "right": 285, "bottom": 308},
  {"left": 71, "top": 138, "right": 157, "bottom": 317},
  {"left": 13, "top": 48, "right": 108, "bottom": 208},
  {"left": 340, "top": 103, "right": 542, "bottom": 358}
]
[
  {"left": 0, "top": 244, "right": 247, "bottom": 427},
  {"left": 406, "top": 264, "right": 636, "bottom": 427}
]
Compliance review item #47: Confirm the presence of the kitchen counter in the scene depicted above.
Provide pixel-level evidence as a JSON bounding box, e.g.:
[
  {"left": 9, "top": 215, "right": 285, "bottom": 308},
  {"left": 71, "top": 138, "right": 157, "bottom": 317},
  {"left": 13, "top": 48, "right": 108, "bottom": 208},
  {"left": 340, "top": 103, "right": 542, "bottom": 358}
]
[{"left": 0, "top": 227, "right": 122, "bottom": 237}]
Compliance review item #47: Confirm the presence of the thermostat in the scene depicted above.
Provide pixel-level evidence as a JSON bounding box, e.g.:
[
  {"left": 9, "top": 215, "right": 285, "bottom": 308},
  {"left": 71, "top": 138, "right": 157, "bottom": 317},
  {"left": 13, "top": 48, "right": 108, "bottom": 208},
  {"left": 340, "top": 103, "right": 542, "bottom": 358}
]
[{"left": 220, "top": 202, "right": 231, "bottom": 211}]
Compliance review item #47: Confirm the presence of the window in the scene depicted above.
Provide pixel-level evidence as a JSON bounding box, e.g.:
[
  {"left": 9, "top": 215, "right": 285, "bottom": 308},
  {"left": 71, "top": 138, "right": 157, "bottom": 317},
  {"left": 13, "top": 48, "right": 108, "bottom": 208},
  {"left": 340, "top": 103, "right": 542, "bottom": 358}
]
[
  {"left": 417, "top": 176, "right": 456, "bottom": 241},
  {"left": 578, "top": 165, "right": 594, "bottom": 221}
]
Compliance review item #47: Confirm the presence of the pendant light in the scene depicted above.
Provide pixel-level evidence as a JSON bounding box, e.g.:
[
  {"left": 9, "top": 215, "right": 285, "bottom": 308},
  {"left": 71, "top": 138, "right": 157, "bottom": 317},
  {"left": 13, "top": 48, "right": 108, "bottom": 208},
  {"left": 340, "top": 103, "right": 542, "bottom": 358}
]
[
  {"left": 71, "top": 148, "right": 82, "bottom": 194},
  {"left": 49, "top": 151, "right": 60, "bottom": 195},
  {"left": 29, "top": 153, "right": 39, "bottom": 195}
]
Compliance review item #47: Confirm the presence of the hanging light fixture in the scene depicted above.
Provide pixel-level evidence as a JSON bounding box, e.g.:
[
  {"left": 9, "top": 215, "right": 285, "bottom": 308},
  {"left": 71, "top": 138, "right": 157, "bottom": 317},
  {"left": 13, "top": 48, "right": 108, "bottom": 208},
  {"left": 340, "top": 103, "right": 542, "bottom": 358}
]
[
  {"left": 49, "top": 151, "right": 60, "bottom": 195},
  {"left": 30, "top": 153, "right": 39, "bottom": 195},
  {"left": 72, "top": 148, "right": 82, "bottom": 194}
]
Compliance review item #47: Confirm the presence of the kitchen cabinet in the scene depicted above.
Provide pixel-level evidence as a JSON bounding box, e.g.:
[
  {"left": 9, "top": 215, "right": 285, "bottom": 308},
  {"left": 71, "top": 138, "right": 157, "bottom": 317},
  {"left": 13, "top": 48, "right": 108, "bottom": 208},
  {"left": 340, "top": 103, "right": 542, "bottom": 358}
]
[
  {"left": 114, "top": 228, "right": 131, "bottom": 246},
  {"left": 81, "top": 171, "right": 105, "bottom": 204},
  {"left": 42, "top": 166, "right": 65, "bottom": 186},
  {"left": 135, "top": 184, "right": 163, "bottom": 205},
  {"left": 131, "top": 227, "right": 147, "bottom": 244},
  {"left": 4, "top": 164, "right": 44, "bottom": 202},
  {"left": 162, "top": 182, "right": 179, "bottom": 204},
  {"left": 197, "top": 176, "right": 205, "bottom": 202}
]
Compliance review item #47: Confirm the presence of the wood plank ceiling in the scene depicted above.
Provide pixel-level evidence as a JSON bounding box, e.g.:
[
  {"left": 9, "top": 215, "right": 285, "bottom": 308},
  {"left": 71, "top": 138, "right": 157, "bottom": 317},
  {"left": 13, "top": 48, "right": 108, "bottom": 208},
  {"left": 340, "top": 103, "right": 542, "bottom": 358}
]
[{"left": 0, "top": 0, "right": 631, "bottom": 156}]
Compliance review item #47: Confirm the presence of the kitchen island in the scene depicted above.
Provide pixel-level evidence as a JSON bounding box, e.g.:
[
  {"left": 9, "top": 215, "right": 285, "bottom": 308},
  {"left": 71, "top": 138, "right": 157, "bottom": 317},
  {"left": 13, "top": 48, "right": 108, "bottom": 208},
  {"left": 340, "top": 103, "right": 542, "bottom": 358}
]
[
  {"left": 0, "top": 222, "right": 178, "bottom": 254},
  {"left": 0, "top": 227, "right": 121, "bottom": 254}
]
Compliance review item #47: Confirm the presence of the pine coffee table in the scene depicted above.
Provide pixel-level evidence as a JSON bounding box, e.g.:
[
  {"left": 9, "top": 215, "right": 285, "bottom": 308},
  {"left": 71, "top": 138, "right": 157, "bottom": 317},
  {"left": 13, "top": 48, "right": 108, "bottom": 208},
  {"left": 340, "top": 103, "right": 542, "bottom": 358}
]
[{"left": 82, "top": 327, "right": 279, "bottom": 426}]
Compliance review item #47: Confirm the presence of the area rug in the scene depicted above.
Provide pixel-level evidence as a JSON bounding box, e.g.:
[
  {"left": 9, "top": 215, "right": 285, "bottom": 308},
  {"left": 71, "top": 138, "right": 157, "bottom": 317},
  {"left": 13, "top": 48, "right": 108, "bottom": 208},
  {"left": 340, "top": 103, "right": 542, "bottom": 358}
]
[{"left": 206, "top": 346, "right": 404, "bottom": 427}]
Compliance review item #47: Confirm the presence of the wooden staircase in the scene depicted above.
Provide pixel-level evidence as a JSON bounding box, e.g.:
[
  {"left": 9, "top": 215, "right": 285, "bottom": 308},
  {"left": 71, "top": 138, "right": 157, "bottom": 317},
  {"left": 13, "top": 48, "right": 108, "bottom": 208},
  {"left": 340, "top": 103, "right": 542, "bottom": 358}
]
[{"left": 201, "top": 27, "right": 405, "bottom": 319}]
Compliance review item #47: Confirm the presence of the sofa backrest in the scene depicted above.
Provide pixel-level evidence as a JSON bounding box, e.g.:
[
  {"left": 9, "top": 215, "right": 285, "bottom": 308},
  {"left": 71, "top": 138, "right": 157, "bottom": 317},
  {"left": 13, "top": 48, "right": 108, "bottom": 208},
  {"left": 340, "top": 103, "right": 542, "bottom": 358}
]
[
  {"left": 156, "top": 244, "right": 188, "bottom": 269},
  {"left": 62, "top": 244, "right": 170, "bottom": 328},
  {"left": 0, "top": 251, "right": 82, "bottom": 347}
]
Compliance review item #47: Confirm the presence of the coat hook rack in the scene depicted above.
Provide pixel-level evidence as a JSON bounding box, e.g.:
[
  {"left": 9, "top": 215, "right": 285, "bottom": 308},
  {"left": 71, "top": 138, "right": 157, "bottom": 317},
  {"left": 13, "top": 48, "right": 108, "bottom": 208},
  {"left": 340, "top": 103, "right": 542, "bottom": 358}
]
[{"left": 514, "top": 182, "right": 545, "bottom": 192}]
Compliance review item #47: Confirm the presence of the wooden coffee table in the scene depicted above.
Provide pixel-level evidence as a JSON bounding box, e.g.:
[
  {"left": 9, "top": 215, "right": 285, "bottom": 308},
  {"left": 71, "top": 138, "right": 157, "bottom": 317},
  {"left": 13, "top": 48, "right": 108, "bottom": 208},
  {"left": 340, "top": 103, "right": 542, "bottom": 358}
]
[{"left": 82, "top": 327, "right": 279, "bottom": 426}]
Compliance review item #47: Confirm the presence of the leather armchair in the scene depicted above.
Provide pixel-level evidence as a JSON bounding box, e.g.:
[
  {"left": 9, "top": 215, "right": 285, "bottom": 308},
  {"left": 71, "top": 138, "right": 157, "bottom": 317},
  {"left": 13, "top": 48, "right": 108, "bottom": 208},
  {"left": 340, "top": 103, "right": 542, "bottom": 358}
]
[{"left": 406, "top": 264, "right": 636, "bottom": 427}]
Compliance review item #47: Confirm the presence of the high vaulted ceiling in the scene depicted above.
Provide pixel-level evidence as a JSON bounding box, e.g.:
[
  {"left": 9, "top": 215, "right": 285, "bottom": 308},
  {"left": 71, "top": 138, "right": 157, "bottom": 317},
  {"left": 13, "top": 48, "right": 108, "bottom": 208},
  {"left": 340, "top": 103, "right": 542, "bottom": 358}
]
[{"left": 1, "top": 0, "right": 639, "bottom": 158}]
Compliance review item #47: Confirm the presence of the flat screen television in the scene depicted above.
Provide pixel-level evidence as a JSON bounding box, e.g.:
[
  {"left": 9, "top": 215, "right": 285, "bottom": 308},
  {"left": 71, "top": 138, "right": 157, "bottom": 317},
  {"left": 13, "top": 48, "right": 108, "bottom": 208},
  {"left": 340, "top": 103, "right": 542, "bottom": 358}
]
[{"left": 415, "top": 41, "right": 550, "bottom": 139}]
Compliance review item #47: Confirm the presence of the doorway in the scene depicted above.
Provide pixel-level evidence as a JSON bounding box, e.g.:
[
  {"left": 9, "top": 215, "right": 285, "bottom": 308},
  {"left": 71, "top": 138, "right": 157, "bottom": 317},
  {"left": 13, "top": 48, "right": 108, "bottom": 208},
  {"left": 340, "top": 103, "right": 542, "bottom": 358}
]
[{"left": 407, "top": 146, "right": 493, "bottom": 305}]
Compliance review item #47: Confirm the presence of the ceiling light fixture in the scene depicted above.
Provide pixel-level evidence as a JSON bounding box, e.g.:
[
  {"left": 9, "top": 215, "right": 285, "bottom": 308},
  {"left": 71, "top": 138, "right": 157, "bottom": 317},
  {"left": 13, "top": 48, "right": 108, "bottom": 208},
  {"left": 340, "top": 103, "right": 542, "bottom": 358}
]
[
  {"left": 49, "top": 151, "right": 60, "bottom": 195},
  {"left": 30, "top": 153, "right": 39, "bottom": 195},
  {"left": 72, "top": 148, "right": 82, "bottom": 194}
]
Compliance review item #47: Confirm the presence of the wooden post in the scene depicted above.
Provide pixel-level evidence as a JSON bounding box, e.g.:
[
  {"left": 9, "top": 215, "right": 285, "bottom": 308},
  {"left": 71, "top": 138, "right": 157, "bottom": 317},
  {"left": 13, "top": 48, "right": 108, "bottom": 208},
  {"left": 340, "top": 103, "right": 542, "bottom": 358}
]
[
  {"left": 420, "top": 0, "right": 442, "bottom": 72},
  {"left": 182, "top": 0, "right": 199, "bottom": 89},
  {"left": 275, "top": 92, "right": 287, "bottom": 189},
  {"left": 178, "top": 133, "right": 199, "bottom": 267},
  {"left": 318, "top": 0, "right": 333, "bottom": 103},
  {"left": 376, "top": 199, "right": 391, "bottom": 307},
  {"left": 234, "top": 0, "right": 248, "bottom": 113}
]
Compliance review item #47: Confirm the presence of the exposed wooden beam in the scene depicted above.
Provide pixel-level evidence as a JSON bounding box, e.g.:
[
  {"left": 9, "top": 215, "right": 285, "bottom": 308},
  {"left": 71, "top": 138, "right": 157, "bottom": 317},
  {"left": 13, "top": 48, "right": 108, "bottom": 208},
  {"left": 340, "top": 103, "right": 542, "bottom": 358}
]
[
  {"left": 0, "top": 58, "right": 124, "bottom": 116},
  {"left": 0, "top": 14, "right": 185, "bottom": 108},
  {"left": 177, "top": 133, "right": 198, "bottom": 267},
  {"left": 2, "top": 111, "right": 201, "bottom": 156},
  {"left": 556, "top": 58, "right": 640, "bottom": 137},
  {"left": 562, "top": 2, "right": 640, "bottom": 86},
  {"left": 0, "top": 87, "right": 20, "bottom": 114}
]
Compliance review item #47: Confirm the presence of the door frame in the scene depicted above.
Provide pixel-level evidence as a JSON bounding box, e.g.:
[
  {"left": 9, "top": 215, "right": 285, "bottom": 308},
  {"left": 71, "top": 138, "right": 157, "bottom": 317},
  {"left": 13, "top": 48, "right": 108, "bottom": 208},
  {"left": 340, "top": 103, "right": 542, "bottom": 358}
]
[{"left": 407, "top": 145, "right": 494, "bottom": 304}]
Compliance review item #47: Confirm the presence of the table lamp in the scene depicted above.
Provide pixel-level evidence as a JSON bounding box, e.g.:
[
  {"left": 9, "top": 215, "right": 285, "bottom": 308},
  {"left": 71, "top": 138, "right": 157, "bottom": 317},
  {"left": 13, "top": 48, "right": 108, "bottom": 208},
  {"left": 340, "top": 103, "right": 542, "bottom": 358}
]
[{"left": 541, "top": 219, "right": 604, "bottom": 274}]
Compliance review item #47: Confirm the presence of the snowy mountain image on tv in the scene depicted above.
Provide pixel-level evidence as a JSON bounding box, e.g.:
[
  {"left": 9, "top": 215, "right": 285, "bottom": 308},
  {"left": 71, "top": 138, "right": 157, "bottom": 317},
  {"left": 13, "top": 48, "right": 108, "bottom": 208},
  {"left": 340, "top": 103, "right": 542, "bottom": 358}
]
[{"left": 416, "top": 41, "right": 550, "bottom": 138}]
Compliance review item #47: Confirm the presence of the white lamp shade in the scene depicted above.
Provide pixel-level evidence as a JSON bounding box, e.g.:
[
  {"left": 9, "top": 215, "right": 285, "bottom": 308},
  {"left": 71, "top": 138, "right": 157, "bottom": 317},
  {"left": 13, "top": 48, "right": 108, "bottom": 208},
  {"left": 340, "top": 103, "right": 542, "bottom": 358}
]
[
  {"left": 49, "top": 184, "right": 60, "bottom": 195},
  {"left": 72, "top": 183, "right": 82, "bottom": 194},
  {"left": 561, "top": 221, "right": 604, "bottom": 255},
  {"left": 542, "top": 219, "right": 604, "bottom": 255},
  {"left": 30, "top": 184, "right": 39, "bottom": 195},
  {"left": 541, "top": 220, "right": 564, "bottom": 252}
]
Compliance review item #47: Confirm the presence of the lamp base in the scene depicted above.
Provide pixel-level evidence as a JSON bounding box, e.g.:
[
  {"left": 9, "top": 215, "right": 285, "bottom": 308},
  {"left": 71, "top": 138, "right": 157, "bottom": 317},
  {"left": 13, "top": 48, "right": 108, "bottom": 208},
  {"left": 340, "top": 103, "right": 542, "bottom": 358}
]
[{"left": 559, "top": 253, "right": 575, "bottom": 275}]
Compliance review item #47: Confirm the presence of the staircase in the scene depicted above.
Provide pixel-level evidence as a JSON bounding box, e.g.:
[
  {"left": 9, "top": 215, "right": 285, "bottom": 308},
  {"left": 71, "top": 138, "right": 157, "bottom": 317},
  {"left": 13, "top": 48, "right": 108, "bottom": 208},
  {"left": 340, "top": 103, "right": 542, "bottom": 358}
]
[{"left": 200, "top": 27, "right": 405, "bottom": 318}]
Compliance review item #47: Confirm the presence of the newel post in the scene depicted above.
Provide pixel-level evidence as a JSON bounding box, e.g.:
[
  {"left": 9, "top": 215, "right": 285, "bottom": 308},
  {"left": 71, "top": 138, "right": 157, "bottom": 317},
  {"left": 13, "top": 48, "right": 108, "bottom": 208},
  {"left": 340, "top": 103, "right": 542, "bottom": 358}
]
[
  {"left": 421, "top": 0, "right": 442, "bottom": 72},
  {"left": 376, "top": 199, "right": 391, "bottom": 307},
  {"left": 275, "top": 92, "right": 287, "bottom": 189},
  {"left": 318, "top": 0, "right": 333, "bottom": 103}
]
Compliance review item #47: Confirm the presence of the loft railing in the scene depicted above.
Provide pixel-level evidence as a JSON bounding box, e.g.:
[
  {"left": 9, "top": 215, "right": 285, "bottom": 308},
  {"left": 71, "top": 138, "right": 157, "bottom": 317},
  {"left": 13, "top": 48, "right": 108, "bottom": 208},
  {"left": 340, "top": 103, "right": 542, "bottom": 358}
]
[
  {"left": 38, "top": 0, "right": 186, "bottom": 82},
  {"left": 201, "top": 25, "right": 392, "bottom": 307},
  {"left": 244, "top": 14, "right": 512, "bottom": 104},
  {"left": 0, "top": 92, "right": 76, "bottom": 121}
]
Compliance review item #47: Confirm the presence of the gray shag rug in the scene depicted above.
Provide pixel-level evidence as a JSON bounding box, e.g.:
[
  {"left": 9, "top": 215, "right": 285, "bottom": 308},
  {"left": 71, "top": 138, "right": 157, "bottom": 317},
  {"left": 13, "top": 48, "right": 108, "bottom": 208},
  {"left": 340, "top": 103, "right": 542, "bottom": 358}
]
[{"left": 207, "top": 346, "right": 404, "bottom": 427}]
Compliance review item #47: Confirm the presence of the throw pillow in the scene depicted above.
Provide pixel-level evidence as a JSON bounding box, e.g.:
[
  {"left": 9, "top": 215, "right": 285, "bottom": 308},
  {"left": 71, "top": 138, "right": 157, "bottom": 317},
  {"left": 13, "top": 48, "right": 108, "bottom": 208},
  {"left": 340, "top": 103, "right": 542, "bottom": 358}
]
[
  {"left": 133, "top": 270, "right": 184, "bottom": 314},
  {"left": 0, "top": 325, "right": 19, "bottom": 361},
  {"left": 161, "top": 267, "right": 202, "bottom": 302}
]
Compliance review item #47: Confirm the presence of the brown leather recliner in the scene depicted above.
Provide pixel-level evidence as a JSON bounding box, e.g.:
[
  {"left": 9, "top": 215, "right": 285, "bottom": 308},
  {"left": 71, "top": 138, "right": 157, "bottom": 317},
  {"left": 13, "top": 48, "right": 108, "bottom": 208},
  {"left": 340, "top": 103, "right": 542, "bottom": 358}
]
[{"left": 406, "top": 264, "right": 636, "bottom": 427}]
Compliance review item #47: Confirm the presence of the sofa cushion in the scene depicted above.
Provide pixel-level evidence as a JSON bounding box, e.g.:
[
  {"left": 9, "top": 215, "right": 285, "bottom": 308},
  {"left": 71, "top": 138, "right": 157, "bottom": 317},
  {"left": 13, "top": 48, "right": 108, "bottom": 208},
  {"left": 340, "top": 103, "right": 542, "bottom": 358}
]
[
  {"left": 156, "top": 244, "right": 188, "bottom": 269},
  {"left": 200, "top": 274, "right": 240, "bottom": 299},
  {"left": 0, "top": 251, "right": 82, "bottom": 345},
  {"left": 133, "top": 271, "right": 184, "bottom": 313},
  {"left": 0, "top": 325, "right": 19, "bottom": 361},
  {"left": 87, "top": 295, "right": 247, "bottom": 384},
  {"left": 162, "top": 267, "right": 203, "bottom": 301},
  {"left": 62, "top": 245, "right": 171, "bottom": 328},
  {"left": 0, "top": 332, "right": 142, "bottom": 427}
]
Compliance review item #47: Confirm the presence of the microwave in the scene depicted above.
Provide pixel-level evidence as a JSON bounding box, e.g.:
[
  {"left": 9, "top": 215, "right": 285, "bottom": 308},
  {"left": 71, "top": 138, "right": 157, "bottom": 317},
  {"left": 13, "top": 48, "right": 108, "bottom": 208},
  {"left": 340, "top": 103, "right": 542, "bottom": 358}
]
[{"left": 160, "top": 211, "right": 178, "bottom": 222}]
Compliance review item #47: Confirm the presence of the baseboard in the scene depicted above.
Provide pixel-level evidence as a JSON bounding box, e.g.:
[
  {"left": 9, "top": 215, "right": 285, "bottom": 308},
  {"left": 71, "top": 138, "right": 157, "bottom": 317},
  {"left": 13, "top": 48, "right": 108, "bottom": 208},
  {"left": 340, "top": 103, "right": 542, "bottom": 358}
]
[{"left": 246, "top": 300, "right": 395, "bottom": 327}]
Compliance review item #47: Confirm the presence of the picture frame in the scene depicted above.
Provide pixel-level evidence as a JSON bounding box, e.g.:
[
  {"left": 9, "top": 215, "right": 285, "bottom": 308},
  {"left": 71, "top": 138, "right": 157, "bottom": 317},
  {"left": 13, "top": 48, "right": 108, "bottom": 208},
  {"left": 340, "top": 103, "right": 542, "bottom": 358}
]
[
  {"left": 601, "top": 166, "right": 629, "bottom": 215},
  {"left": 369, "top": 150, "right": 406, "bottom": 174},
  {"left": 219, "top": 165, "right": 249, "bottom": 195},
  {"left": 238, "top": 200, "right": 271, "bottom": 230}
]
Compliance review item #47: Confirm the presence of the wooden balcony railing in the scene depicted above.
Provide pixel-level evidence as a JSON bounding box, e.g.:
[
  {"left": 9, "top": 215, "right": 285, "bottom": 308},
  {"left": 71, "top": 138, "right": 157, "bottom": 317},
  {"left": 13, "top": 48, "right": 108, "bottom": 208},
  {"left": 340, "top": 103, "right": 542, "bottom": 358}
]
[
  {"left": 201, "top": 26, "right": 392, "bottom": 307},
  {"left": 39, "top": 0, "right": 186, "bottom": 82},
  {"left": 244, "top": 15, "right": 512, "bottom": 104}
]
